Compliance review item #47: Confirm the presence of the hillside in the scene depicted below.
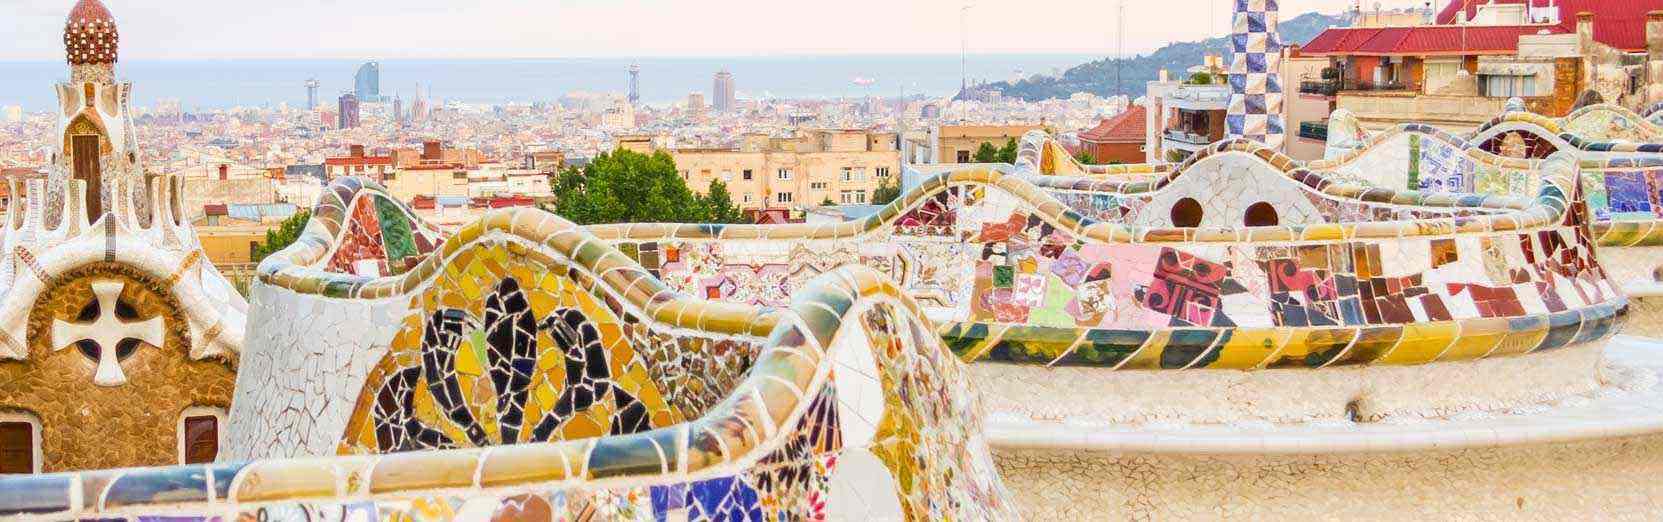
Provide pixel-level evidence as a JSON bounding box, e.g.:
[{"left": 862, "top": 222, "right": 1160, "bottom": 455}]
[{"left": 981, "top": 11, "right": 1350, "bottom": 101}]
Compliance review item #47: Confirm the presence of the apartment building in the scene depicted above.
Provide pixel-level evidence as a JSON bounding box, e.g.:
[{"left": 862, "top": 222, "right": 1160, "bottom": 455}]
[
  {"left": 630, "top": 129, "right": 901, "bottom": 211},
  {"left": 1298, "top": 1, "right": 1663, "bottom": 132}
]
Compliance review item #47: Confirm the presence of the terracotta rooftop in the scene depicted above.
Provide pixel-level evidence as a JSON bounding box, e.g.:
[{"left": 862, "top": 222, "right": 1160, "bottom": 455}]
[
  {"left": 1079, "top": 106, "right": 1148, "bottom": 144},
  {"left": 1301, "top": 24, "right": 1557, "bottom": 56},
  {"left": 1436, "top": 0, "right": 1654, "bottom": 52}
]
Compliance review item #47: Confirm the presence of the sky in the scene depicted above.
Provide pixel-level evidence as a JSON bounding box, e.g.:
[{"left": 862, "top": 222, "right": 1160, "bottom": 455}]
[{"left": 0, "top": 0, "right": 1436, "bottom": 61}]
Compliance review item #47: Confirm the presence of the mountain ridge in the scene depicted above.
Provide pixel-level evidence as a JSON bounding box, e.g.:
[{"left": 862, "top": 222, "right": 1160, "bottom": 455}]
[{"left": 978, "top": 11, "right": 1352, "bottom": 102}]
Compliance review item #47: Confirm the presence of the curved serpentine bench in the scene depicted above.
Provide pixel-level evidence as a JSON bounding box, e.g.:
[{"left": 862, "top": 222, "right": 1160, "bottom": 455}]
[
  {"left": 0, "top": 179, "right": 1017, "bottom": 520},
  {"left": 1325, "top": 108, "right": 1663, "bottom": 336}
]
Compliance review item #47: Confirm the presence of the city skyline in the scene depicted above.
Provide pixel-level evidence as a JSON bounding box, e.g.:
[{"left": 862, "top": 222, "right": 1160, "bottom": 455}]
[{"left": 0, "top": 0, "right": 1420, "bottom": 61}]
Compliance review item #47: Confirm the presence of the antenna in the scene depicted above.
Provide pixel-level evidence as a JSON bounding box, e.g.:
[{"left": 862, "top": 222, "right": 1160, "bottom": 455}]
[
  {"left": 1117, "top": 0, "right": 1125, "bottom": 96},
  {"left": 961, "top": 2, "right": 973, "bottom": 99}
]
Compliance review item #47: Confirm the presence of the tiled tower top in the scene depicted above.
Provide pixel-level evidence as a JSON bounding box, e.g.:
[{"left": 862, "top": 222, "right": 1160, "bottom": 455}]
[{"left": 65, "top": 0, "right": 118, "bottom": 67}]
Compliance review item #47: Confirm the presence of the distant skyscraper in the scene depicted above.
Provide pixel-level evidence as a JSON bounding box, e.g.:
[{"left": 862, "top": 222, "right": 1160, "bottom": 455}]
[
  {"left": 355, "top": 61, "right": 381, "bottom": 103},
  {"left": 687, "top": 92, "right": 706, "bottom": 119},
  {"left": 305, "top": 78, "right": 320, "bottom": 111},
  {"left": 628, "top": 64, "right": 641, "bottom": 105},
  {"left": 337, "top": 93, "right": 360, "bottom": 129},
  {"left": 393, "top": 95, "right": 404, "bottom": 128},
  {"left": 713, "top": 70, "right": 735, "bottom": 113}
]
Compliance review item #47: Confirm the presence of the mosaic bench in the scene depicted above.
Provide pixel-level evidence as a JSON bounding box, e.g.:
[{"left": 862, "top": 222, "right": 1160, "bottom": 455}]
[
  {"left": 1324, "top": 107, "right": 1663, "bottom": 337},
  {"left": 578, "top": 141, "right": 1651, "bottom": 518},
  {"left": 71, "top": 178, "right": 1015, "bottom": 521}
]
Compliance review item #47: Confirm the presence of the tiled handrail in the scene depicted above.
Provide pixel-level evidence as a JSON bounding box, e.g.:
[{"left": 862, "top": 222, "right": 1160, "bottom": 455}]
[
  {"left": 590, "top": 141, "right": 1574, "bottom": 247},
  {"left": 10, "top": 200, "right": 1010, "bottom": 516},
  {"left": 1318, "top": 114, "right": 1663, "bottom": 247},
  {"left": 1013, "top": 130, "right": 1173, "bottom": 177}
]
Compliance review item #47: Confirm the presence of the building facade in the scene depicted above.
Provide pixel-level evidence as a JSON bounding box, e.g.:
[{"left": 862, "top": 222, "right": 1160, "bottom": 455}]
[
  {"left": 629, "top": 130, "right": 900, "bottom": 211},
  {"left": 929, "top": 124, "right": 1047, "bottom": 164}
]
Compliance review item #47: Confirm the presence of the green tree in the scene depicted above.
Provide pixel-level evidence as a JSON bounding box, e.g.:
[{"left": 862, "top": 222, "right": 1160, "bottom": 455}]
[
  {"left": 872, "top": 176, "right": 902, "bottom": 206},
  {"left": 972, "top": 138, "right": 1020, "bottom": 164},
  {"left": 253, "top": 210, "right": 312, "bottom": 264},
  {"left": 997, "top": 138, "right": 1018, "bottom": 163},
  {"left": 1074, "top": 151, "right": 1096, "bottom": 165},
  {"left": 549, "top": 149, "right": 746, "bottom": 225},
  {"left": 700, "top": 180, "right": 747, "bottom": 224}
]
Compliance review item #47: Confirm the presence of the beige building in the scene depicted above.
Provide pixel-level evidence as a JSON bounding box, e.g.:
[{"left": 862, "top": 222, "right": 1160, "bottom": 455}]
[
  {"left": 383, "top": 165, "right": 471, "bottom": 203},
  {"left": 627, "top": 130, "right": 900, "bottom": 211},
  {"left": 928, "top": 125, "right": 1046, "bottom": 164}
]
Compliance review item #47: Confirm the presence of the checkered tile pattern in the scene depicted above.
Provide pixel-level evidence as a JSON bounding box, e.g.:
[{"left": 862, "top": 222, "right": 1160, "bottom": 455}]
[{"left": 1227, "top": 0, "right": 1285, "bottom": 149}]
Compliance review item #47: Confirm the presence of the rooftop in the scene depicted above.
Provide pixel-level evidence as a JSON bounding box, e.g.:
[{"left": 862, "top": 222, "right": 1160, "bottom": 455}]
[{"left": 1079, "top": 106, "right": 1148, "bottom": 145}]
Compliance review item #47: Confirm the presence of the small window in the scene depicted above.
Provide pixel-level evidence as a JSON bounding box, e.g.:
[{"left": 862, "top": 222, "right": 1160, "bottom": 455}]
[
  {"left": 1244, "top": 202, "right": 1279, "bottom": 227},
  {"left": 1171, "top": 197, "right": 1204, "bottom": 227},
  {"left": 776, "top": 169, "right": 792, "bottom": 181},
  {"left": 452, "top": 172, "right": 468, "bottom": 180},
  {"left": 0, "top": 419, "right": 36, "bottom": 474},
  {"left": 956, "top": 150, "right": 971, "bottom": 163},
  {"left": 384, "top": 172, "right": 396, "bottom": 181},
  {"left": 742, "top": 169, "right": 753, "bottom": 180},
  {"left": 777, "top": 192, "right": 794, "bottom": 203},
  {"left": 811, "top": 182, "right": 829, "bottom": 190},
  {"left": 876, "top": 167, "right": 891, "bottom": 179},
  {"left": 178, "top": 407, "right": 225, "bottom": 465},
  {"left": 742, "top": 194, "right": 752, "bottom": 203}
]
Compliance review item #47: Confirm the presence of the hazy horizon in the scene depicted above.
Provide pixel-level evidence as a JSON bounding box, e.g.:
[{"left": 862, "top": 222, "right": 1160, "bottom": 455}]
[{"left": 0, "top": 0, "right": 1428, "bottom": 61}]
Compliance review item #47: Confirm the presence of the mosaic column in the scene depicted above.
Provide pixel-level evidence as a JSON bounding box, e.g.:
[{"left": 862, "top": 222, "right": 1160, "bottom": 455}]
[{"left": 1226, "top": 0, "right": 1285, "bottom": 149}]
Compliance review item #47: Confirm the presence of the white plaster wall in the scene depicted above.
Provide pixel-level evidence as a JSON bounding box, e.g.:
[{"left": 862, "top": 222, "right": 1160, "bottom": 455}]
[{"left": 222, "top": 282, "right": 408, "bottom": 461}]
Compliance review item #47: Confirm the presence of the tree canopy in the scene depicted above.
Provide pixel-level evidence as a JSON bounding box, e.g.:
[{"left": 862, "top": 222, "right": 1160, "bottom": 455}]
[
  {"left": 253, "top": 209, "right": 311, "bottom": 264},
  {"left": 549, "top": 149, "right": 748, "bottom": 225},
  {"left": 973, "top": 138, "right": 1019, "bottom": 164}
]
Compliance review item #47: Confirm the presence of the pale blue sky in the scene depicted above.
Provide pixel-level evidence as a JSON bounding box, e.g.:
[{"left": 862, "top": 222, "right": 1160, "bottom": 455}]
[{"left": 1, "top": 0, "right": 1424, "bottom": 60}]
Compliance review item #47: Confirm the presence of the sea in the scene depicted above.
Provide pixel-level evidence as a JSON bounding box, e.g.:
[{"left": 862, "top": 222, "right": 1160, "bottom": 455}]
[{"left": 0, "top": 54, "right": 1099, "bottom": 112}]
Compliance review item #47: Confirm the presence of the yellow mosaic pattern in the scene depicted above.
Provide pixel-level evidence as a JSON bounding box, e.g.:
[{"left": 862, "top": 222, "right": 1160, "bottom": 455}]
[{"left": 339, "top": 241, "right": 682, "bottom": 453}]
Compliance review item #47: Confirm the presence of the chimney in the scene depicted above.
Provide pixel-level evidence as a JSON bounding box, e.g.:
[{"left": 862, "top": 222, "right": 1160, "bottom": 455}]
[
  {"left": 350, "top": 144, "right": 365, "bottom": 158},
  {"left": 218, "top": 164, "right": 228, "bottom": 181},
  {"left": 1576, "top": 12, "right": 1595, "bottom": 48},
  {"left": 1649, "top": 11, "right": 1663, "bottom": 61}
]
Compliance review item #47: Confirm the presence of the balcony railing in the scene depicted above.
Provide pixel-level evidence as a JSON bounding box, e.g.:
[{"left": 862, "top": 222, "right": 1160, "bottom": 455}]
[
  {"left": 1164, "top": 129, "right": 1212, "bottom": 145},
  {"left": 1299, "top": 79, "right": 1340, "bottom": 97},
  {"left": 1299, "top": 121, "right": 1329, "bottom": 141},
  {"left": 1343, "top": 80, "right": 1408, "bottom": 92}
]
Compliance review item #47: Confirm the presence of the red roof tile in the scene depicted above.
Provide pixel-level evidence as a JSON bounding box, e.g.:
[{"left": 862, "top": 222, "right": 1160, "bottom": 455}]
[
  {"left": 1436, "top": 0, "right": 1656, "bottom": 52},
  {"left": 1079, "top": 106, "right": 1148, "bottom": 144},
  {"left": 1302, "top": 25, "right": 1559, "bottom": 56}
]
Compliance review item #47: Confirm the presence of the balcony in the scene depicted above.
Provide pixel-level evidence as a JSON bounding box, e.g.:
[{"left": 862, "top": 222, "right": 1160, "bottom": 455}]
[
  {"left": 1341, "top": 80, "right": 1409, "bottom": 92},
  {"left": 1298, "top": 121, "right": 1328, "bottom": 142},
  {"left": 1299, "top": 79, "right": 1340, "bottom": 97},
  {"left": 1163, "top": 129, "right": 1213, "bottom": 147},
  {"left": 1164, "top": 84, "right": 1231, "bottom": 111}
]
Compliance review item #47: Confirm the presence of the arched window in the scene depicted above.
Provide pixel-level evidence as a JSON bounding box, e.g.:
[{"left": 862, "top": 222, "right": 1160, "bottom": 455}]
[
  {"left": 1171, "top": 197, "right": 1204, "bottom": 227},
  {"left": 1244, "top": 202, "right": 1280, "bottom": 227}
]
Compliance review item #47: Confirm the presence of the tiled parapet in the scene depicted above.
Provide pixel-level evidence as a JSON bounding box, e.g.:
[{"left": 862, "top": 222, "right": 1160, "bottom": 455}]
[
  {"left": 1014, "top": 130, "right": 1173, "bottom": 178},
  {"left": 211, "top": 185, "right": 1015, "bottom": 519},
  {"left": 1475, "top": 103, "right": 1663, "bottom": 147},
  {"left": 1319, "top": 110, "right": 1663, "bottom": 297},
  {"left": 590, "top": 141, "right": 1622, "bottom": 372}
]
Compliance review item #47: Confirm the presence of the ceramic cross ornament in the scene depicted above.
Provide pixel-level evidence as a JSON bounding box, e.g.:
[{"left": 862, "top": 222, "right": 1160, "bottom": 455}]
[{"left": 51, "top": 280, "right": 164, "bottom": 386}]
